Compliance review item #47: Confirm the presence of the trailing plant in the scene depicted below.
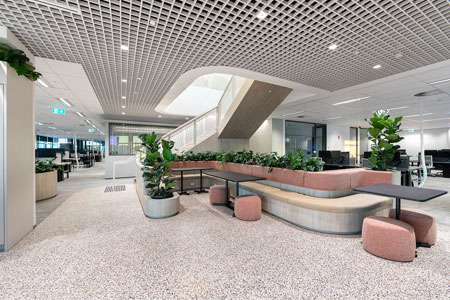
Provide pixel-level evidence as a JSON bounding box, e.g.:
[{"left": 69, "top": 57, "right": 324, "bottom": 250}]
[
  {"left": 139, "top": 133, "right": 177, "bottom": 199},
  {"left": 35, "top": 159, "right": 58, "bottom": 173},
  {"left": 365, "top": 109, "right": 403, "bottom": 171},
  {"left": 0, "top": 43, "right": 41, "bottom": 81}
]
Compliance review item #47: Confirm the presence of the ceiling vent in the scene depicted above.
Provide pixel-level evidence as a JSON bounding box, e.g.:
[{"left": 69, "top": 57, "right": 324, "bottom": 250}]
[{"left": 414, "top": 90, "right": 444, "bottom": 97}]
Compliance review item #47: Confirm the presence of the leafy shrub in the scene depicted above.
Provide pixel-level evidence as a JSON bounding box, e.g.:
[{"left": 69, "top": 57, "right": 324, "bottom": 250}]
[
  {"left": 177, "top": 148, "right": 324, "bottom": 173},
  {"left": 139, "top": 133, "right": 177, "bottom": 199},
  {"left": 365, "top": 110, "right": 403, "bottom": 171},
  {"left": 35, "top": 160, "right": 58, "bottom": 173}
]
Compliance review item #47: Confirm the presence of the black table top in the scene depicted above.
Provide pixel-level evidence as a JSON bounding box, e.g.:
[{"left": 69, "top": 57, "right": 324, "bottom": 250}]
[
  {"left": 354, "top": 183, "right": 447, "bottom": 202},
  {"left": 172, "top": 167, "right": 213, "bottom": 171},
  {"left": 205, "top": 171, "right": 265, "bottom": 182}
]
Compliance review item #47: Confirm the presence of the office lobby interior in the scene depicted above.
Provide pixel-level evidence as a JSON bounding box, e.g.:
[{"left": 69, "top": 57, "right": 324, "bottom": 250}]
[{"left": 0, "top": 1, "right": 449, "bottom": 299}]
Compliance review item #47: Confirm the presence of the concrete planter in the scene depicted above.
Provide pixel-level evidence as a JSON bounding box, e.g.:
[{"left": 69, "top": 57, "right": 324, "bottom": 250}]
[
  {"left": 35, "top": 170, "right": 57, "bottom": 201},
  {"left": 141, "top": 192, "right": 180, "bottom": 219}
]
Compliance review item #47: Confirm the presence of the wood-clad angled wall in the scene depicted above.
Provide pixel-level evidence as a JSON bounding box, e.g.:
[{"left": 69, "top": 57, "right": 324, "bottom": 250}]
[{"left": 218, "top": 81, "right": 291, "bottom": 139}]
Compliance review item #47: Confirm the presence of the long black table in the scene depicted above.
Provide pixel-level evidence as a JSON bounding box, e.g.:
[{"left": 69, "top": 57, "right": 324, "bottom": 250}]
[
  {"left": 204, "top": 171, "right": 265, "bottom": 208},
  {"left": 354, "top": 184, "right": 447, "bottom": 220},
  {"left": 172, "top": 167, "right": 213, "bottom": 195}
]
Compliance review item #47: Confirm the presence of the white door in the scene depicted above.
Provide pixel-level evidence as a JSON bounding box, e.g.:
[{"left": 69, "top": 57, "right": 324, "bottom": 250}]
[{"left": 0, "top": 83, "right": 5, "bottom": 250}]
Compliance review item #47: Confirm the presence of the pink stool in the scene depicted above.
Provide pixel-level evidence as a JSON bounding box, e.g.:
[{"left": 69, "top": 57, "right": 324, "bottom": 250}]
[
  {"left": 209, "top": 185, "right": 227, "bottom": 205},
  {"left": 389, "top": 208, "right": 436, "bottom": 246},
  {"left": 362, "top": 216, "right": 416, "bottom": 262},
  {"left": 235, "top": 195, "right": 261, "bottom": 221}
]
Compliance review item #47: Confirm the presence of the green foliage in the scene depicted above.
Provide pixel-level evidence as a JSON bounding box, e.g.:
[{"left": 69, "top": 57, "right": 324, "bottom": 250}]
[
  {"left": 139, "top": 133, "right": 177, "bottom": 199},
  {"left": 0, "top": 43, "right": 41, "bottom": 81},
  {"left": 177, "top": 148, "right": 324, "bottom": 172},
  {"left": 365, "top": 109, "right": 404, "bottom": 171},
  {"left": 35, "top": 160, "right": 58, "bottom": 173}
]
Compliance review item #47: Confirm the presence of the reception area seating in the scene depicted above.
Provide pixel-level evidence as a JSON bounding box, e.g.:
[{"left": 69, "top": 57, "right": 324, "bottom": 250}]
[
  {"left": 209, "top": 185, "right": 228, "bottom": 205},
  {"left": 389, "top": 208, "right": 437, "bottom": 246},
  {"left": 234, "top": 195, "right": 261, "bottom": 221},
  {"left": 168, "top": 160, "right": 397, "bottom": 234},
  {"left": 362, "top": 216, "right": 416, "bottom": 262}
]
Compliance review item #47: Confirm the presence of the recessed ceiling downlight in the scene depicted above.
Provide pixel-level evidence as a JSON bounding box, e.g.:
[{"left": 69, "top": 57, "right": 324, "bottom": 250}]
[
  {"left": 328, "top": 44, "right": 338, "bottom": 50},
  {"left": 256, "top": 10, "right": 268, "bottom": 20}
]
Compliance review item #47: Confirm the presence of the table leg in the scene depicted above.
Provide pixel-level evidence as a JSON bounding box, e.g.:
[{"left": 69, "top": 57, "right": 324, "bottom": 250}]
[
  {"left": 179, "top": 171, "right": 189, "bottom": 195},
  {"left": 396, "top": 197, "right": 401, "bottom": 220},
  {"left": 236, "top": 181, "right": 240, "bottom": 197},
  {"left": 225, "top": 180, "right": 229, "bottom": 207},
  {"left": 195, "top": 170, "right": 207, "bottom": 193}
]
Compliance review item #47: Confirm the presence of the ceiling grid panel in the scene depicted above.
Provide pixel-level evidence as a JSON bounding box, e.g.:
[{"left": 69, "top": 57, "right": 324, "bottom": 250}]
[{"left": 0, "top": 0, "right": 449, "bottom": 120}]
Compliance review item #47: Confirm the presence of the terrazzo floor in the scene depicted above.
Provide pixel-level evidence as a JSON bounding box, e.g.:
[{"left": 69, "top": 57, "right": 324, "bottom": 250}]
[{"left": 1, "top": 180, "right": 449, "bottom": 299}]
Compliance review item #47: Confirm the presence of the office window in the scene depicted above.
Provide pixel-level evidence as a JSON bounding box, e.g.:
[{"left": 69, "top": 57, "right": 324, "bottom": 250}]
[
  {"left": 108, "top": 123, "right": 176, "bottom": 156},
  {"left": 285, "top": 121, "right": 326, "bottom": 156}
]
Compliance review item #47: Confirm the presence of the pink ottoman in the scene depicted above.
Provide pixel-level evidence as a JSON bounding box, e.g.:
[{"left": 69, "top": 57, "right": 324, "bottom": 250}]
[
  {"left": 235, "top": 195, "right": 261, "bottom": 221},
  {"left": 389, "top": 208, "right": 437, "bottom": 246},
  {"left": 362, "top": 216, "right": 416, "bottom": 262},
  {"left": 209, "top": 185, "right": 227, "bottom": 205}
]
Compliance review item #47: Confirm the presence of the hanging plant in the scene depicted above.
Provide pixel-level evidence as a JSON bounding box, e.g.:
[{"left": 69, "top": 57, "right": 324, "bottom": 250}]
[{"left": 0, "top": 43, "right": 41, "bottom": 81}]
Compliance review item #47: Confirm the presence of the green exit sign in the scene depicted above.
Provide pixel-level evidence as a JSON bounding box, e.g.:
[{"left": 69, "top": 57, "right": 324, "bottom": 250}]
[
  {"left": 88, "top": 129, "right": 95, "bottom": 133},
  {"left": 52, "top": 108, "right": 66, "bottom": 115}
]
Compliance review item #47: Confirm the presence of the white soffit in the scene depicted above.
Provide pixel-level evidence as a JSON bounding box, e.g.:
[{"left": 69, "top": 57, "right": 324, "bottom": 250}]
[{"left": 0, "top": 0, "right": 449, "bottom": 121}]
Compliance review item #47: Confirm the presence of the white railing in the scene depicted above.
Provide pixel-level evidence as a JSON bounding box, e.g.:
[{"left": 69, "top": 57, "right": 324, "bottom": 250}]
[
  {"left": 159, "top": 75, "right": 246, "bottom": 154},
  {"left": 217, "top": 75, "right": 247, "bottom": 122},
  {"left": 161, "top": 107, "right": 219, "bottom": 153}
]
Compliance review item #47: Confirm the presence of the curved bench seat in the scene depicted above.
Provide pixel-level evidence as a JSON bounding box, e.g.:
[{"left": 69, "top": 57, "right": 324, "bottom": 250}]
[{"left": 238, "top": 182, "right": 393, "bottom": 234}]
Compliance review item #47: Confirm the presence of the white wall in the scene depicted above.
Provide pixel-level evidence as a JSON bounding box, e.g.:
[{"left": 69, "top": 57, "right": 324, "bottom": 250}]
[
  {"left": 249, "top": 118, "right": 285, "bottom": 155},
  {"left": 399, "top": 128, "right": 450, "bottom": 156},
  {"left": 326, "top": 125, "right": 350, "bottom": 151},
  {"left": 1, "top": 27, "right": 36, "bottom": 251}
]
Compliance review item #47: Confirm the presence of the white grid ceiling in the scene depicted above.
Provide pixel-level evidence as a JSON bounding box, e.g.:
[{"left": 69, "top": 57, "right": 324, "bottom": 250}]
[{"left": 0, "top": 0, "right": 449, "bottom": 119}]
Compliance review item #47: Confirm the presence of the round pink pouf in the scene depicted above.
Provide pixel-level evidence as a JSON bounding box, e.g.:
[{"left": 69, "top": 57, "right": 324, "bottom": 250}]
[
  {"left": 389, "top": 208, "right": 437, "bottom": 246},
  {"left": 209, "top": 185, "right": 227, "bottom": 205},
  {"left": 362, "top": 216, "right": 416, "bottom": 262},
  {"left": 235, "top": 195, "right": 261, "bottom": 221}
]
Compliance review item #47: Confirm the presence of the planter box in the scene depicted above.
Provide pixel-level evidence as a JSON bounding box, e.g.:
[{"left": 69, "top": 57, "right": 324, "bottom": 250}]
[
  {"left": 35, "top": 170, "right": 57, "bottom": 201},
  {"left": 141, "top": 192, "right": 180, "bottom": 219}
]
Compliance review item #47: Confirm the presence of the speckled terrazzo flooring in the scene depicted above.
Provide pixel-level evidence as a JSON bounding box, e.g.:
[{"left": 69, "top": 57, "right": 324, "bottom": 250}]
[{"left": 1, "top": 183, "right": 450, "bottom": 299}]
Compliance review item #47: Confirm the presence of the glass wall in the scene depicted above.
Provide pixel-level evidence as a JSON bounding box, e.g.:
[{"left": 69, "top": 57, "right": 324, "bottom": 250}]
[
  {"left": 285, "top": 121, "right": 326, "bottom": 156},
  {"left": 109, "top": 123, "right": 176, "bottom": 156}
]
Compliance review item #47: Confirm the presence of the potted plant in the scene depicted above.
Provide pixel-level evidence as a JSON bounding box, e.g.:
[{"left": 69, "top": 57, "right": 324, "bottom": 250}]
[
  {"left": 35, "top": 160, "right": 58, "bottom": 201},
  {"left": 365, "top": 110, "right": 403, "bottom": 171},
  {"left": 138, "top": 133, "right": 180, "bottom": 218}
]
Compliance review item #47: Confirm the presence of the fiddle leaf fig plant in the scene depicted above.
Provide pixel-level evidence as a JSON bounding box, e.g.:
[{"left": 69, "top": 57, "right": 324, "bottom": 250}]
[
  {"left": 365, "top": 109, "right": 403, "bottom": 171},
  {"left": 139, "top": 133, "right": 177, "bottom": 199},
  {"left": 0, "top": 43, "right": 41, "bottom": 81}
]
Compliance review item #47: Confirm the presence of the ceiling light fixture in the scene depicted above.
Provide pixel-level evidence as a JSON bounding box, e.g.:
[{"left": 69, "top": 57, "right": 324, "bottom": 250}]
[
  {"left": 149, "top": 20, "right": 156, "bottom": 26},
  {"left": 333, "top": 96, "right": 371, "bottom": 106},
  {"left": 328, "top": 44, "right": 338, "bottom": 50},
  {"left": 403, "top": 113, "right": 433, "bottom": 118},
  {"left": 186, "top": 117, "right": 189, "bottom": 120},
  {"left": 121, "top": 96, "right": 126, "bottom": 99},
  {"left": 76, "top": 111, "right": 85, "bottom": 118},
  {"left": 137, "top": 77, "right": 142, "bottom": 81},
  {"left": 121, "top": 105, "right": 126, "bottom": 108},
  {"left": 28, "top": 0, "right": 81, "bottom": 14},
  {"left": 327, "top": 116, "right": 342, "bottom": 120},
  {"left": 85, "top": 119, "right": 92, "bottom": 124},
  {"left": 373, "top": 65, "right": 382, "bottom": 69},
  {"left": 121, "top": 79, "right": 127, "bottom": 83},
  {"left": 48, "top": 126, "right": 57, "bottom": 129},
  {"left": 256, "top": 10, "right": 268, "bottom": 20},
  {"left": 59, "top": 98, "right": 72, "bottom": 107},
  {"left": 158, "top": 115, "right": 162, "bottom": 118},
  {"left": 429, "top": 78, "right": 450, "bottom": 85},
  {"left": 121, "top": 112, "right": 125, "bottom": 115},
  {"left": 120, "top": 45, "right": 129, "bottom": 51},
  {"left": 35, "top": 122, "right": 44, "bottom": 126},
  {"left": 388, "top": 106, "right": 408, "bottom": 111},
  {"left": 423, "top": 117, "right": 450, "bottom": 122},
  {"left": 37, "top": 78, "right": 48, "bottom": 88},
  {"left": 283, "top": 111, "right": 305, "bottom": 117}
]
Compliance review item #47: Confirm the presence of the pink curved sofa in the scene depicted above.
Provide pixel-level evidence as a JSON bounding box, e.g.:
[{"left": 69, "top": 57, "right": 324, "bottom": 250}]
[{"left": 170, "top": 161, "right": 393, "bottom": 191}]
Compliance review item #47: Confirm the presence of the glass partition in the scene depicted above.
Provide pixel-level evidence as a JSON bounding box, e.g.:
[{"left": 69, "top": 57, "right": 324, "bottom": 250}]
[
  {"left": 285, "top": 121, "right": 326, "bottom": 157},
  {"left": 108, "top": 123, "right": 176, "bottom": 156}
]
